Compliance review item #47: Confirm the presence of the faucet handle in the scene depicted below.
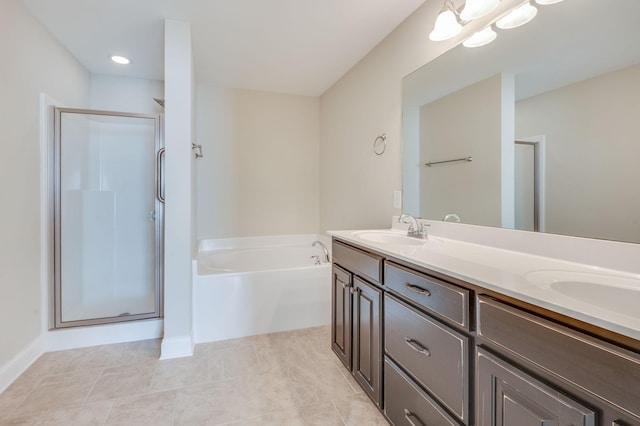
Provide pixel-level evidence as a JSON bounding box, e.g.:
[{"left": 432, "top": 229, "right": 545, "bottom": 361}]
[{"left": 418, "top": 223, "right": 430, "bottom": 238}]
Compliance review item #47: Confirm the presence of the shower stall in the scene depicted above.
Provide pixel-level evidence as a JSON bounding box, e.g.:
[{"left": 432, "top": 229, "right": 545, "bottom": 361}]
[{"left": 51, "top": 108, "right": 164, "bottom": 328}]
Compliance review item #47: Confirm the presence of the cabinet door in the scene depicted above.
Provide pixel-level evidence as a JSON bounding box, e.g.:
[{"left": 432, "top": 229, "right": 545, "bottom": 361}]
[
  {"left": 331, "top": 265, "right": 352, "bottom": 370},
  {"left": 477, "top": 348, "right": 595, "bottom": 426},
  {"left": 353, "top": 276, "right": 383, "bottom": 406}
]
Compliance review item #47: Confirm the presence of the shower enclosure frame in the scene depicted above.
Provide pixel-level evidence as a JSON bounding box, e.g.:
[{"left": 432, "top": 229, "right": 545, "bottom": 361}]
[{"left": 51, "top": 107, "right": 164, "bottom": 329}]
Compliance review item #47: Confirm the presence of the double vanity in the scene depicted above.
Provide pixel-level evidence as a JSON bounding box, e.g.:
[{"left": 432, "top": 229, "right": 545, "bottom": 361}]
[{"left": 328, "top": 227, "right": 640, "bottom": 426}]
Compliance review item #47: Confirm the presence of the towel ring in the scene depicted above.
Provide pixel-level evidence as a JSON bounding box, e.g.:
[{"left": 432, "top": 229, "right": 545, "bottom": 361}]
[{"left": 373, "top": 133, "right": 387, "bottom": 155}]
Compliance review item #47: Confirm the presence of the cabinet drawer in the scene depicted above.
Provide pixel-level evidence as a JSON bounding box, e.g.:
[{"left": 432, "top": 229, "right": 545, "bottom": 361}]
[
  {"left": 477, "top": 348, "right": 596, "bottom": 426},
  {"left": 384, "top": 357, "right": 460, "bottom": 426},
  {"left": 332, "top": 240, "right": 383, "bottom": 285},
  {"left": 385, "top": 261, "right": 469, "bottom": 329},
  {"left": 385, "top": 294, "right": 469, "bottom": 423},
  {"left": 477, "top": 295, "right": 640, "bottom": 419}
]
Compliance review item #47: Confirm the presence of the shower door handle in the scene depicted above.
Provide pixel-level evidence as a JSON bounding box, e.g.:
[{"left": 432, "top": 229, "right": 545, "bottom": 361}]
[{"left": 156, "top": 148, "right": 165, "bottom": 203}]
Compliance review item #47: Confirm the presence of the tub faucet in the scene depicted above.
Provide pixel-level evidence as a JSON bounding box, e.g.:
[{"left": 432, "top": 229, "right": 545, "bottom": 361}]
[
  {"left": 398, "top": 214, "right": 428, "bottom": 239},
  {"left": 312, "top": 241, "right": 331, "bottom": 263}
]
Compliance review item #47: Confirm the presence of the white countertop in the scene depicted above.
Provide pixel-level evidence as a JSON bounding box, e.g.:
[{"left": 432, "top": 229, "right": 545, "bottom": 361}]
[{"left": 328, "top": 229, "right": 640, "bottom": 342}]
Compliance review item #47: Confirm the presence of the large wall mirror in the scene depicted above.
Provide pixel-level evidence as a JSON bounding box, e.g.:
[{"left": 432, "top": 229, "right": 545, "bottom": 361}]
[{"left": 402, "top": 0, "right": 640, "bottom": 244}]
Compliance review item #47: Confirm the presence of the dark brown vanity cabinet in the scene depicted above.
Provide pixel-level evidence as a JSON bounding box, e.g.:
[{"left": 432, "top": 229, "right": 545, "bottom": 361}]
[
  {"left": 477, "top": 348, "right": 596, "bottom": 426},
  {"left": 331, "top": 264, "right": 352, "bottom": 369},
  {"left": 476, "top": 296, "right": 640, "bottom": 426},
  {"left": 352, "top": 276, "right": 382, "bottom": 405},
  {"left": 331, "top": 241, "right": 383, "bottom": 407},
  {"left": 383, "top": 262, "right": 472, "bottom": 425},
  {"left": 385, "top": 294, "right": 470, "bottom": 423},
  {"left": 384, "top": 357, "right": 460, "bottom": 426},
  {"left": 330, "top": 238, "right": 640, "bottom": 426}
]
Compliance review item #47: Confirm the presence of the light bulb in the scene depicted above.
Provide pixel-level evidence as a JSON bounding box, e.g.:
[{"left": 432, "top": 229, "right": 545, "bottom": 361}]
[
  {"left": 429, "top": 5, "right": 462, "bottom": 41},
  {"left": 460, "top": 0, "right": 500, "bottom": 21},
  {"left": 463, "top": 26, "right": 497, "bottom": 48},
  {"left": 111, "top": 55, "right": 130, "bottom": 65},
  {"left": 496, "top": 2, "right": 538, "bottom": 30}
]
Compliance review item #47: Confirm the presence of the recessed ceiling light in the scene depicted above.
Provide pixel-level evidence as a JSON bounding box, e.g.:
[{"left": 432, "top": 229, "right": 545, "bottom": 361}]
[{"left": 111, "top": 55, "right": 130, "bottom": 65}]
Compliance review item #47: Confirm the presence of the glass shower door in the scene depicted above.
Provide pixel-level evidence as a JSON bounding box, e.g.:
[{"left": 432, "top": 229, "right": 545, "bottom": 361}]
[{"left": 54, "top": 108, "right": 163, "bottom": 327}]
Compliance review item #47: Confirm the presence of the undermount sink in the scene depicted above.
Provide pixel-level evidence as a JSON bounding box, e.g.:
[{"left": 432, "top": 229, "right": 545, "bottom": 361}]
[
  {"left": 525, "top": 270, "right": 640, "bottom": 319},
  {"left": 351, "top": 230, "right": 427, "bottom": 246}
]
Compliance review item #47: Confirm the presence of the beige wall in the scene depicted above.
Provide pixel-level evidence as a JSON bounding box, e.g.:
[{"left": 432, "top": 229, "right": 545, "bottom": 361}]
[
  {"left": 420, "top": 74, "right": 505, "bottom": 227},
  {"left": 0, "top": 0, "right": 90, "bottom": 368},
  {"left": 318, "top": 0, "right": 524, "bottom": 232},
  {"left": 197, "top": 87, "right": 320, "bottom": 238},
  {"left": 516, "top": 64, "right": 640, "bottom": 242}
]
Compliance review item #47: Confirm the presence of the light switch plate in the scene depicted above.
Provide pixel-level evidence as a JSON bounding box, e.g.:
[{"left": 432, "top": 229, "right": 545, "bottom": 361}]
[{"left": 393, "top": 190, "right": 402, "bottom": 209}]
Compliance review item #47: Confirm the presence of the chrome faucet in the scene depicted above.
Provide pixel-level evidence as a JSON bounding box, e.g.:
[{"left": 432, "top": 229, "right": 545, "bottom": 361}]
[
  {"left": 312, "top": 241, "right": 330, "bottom": 263},
  {"left": 398, "top": 214, "right": 428, "bottom": 239},
  {"left": 443, "top": 213, "right": 461, "bottom": 223}
]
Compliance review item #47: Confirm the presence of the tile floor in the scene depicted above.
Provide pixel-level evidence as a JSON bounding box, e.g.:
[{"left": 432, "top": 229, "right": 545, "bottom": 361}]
[{"left": 0, "top": 325, "right": 388, "bottom": 425}]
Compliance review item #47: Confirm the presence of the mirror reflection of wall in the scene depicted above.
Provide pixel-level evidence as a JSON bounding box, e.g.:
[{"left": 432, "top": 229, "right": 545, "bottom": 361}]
[
  {"left": 402, "top": 0, "right": 640, "bottom": 244},
  {"left": 515, "top": 63, "right": 640, "bottom": 242},
  {"left": 420, "top": 74, "right": 513, "bottom": 228}
]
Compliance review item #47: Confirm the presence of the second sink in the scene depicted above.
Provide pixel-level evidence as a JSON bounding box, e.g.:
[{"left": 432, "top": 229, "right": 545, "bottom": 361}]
[{"left": 525, "top": 270, "right": 640, "bottom": 320}]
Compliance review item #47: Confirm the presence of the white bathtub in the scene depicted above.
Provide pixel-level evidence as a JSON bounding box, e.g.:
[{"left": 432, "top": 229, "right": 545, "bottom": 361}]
[{"left": 192, "top": 234, "right": 332, "bottom": 343}]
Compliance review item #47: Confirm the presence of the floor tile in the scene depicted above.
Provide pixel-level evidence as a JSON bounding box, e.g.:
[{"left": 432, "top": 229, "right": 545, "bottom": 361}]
[
  {"left": 229, "top": 401, "right": 345, "bottom": 426},
  {"left": 332, "top": 393, "right": 388, "bottom": 426},
  {"left": 0, "top": 391, "right": 25, "bottom": 420},
  {"left": 0, "top": 400, "right": 112, "bottom": 426},
  {"left": 150, "top": 355, "right": 211, "bottom": 392},
  {"left": 13, "top": 379, "right": 94, "bottom": 416},
  {"left": 104, "top": 390, "right": 176, "bottom": 426},
  {"left": 87, "top": 366, "right": 155, "bottom": 401},
  {"left": 287, "top": 362, "right": 358, "bottom": 406},
  {"left": 0, "top": 325, "right": 389, "bottom": 425},
  {"left": 173, "top": 379, "right": 242, "bottom": 425},
  {"left": 71, "top": 344, "right": 136, "bottom": 370},
  {"left": 217, "top": 346, "right": 265, "bottom": 379},
  {"left": 235, "top": 371, "right": 299, "bottom": 418},
  {"left": 38, "top": 366, "right": 103, "bottom": 387}
]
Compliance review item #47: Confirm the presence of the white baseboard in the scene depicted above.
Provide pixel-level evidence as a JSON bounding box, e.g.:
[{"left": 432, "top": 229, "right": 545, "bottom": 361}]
[
  {"left": 0, "top": 337, "right": 44, "bottom": 393},
  {"left": 43, "top": 319, "right": 163, "bottom": 352},
  {"left": 160, "top": 335, "right": 194, "bottom": 360}
]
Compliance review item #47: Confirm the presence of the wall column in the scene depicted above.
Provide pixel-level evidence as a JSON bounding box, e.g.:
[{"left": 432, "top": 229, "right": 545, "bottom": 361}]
[{"left": 161, "top": 19, "right": 194, "bottom": 359}]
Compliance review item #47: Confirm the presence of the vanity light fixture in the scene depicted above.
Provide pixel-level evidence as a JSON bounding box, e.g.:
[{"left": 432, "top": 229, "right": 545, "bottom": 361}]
[
  {"left": 495, "top": 1, "right": 538, "bottom": 29},
  {"left": 429, "top": 0, "right": 463, "bottom": 41},
  {"left": 463, "top": 26, "right": 497, "bottom": 47},
  {"left": 433, "top": 0, "right": 566, "bottom": 45},
  {"left": 111, "top": 55, "right": 130, "bottom": 65},
  {"left": 460, "top": 0, "right": 500, "bottom": 21}
]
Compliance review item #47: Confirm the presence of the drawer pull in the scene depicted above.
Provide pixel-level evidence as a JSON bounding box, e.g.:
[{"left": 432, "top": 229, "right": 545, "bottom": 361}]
[
  {"left": 403, "top": 409, "right": 424, "bottom": 426},
  {"left": 404, "top": 337, "right": 431, "bottom": 357},
  {"left": 405, "top": 283, "right": 431, "bottom": 297}
]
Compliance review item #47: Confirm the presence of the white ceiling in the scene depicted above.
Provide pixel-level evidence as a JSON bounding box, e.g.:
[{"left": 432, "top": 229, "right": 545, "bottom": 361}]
[{"left": 18, "top": 0, "right": 426, "bottom": 96}]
